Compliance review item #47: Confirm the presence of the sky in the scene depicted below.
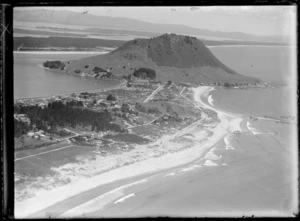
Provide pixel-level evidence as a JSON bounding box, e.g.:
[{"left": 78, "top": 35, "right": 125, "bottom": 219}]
[{"left": 19, "top": 6, "right": 297, "bottom": 37}]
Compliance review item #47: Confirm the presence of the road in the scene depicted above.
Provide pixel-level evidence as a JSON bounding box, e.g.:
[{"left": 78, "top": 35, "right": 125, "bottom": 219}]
[
  {"left": 15, "top": 128, "right": 81, "bottom": 162},
  {"left": 14, "top": 145, "right": 75, "bottom": 162},
  {"left": 143, "top": 84, "right": 164, "bottom": 103}
]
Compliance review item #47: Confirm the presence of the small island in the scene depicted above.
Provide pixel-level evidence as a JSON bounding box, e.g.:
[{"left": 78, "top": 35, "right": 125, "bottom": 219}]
[{"left": 43, "top": 60, "right": 65, "bottom": 70}]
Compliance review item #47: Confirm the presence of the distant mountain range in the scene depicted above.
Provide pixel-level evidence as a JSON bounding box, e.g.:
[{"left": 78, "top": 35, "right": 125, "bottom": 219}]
[
  {"left": 65, "top": 33, "right": 259, "bottom": 84},
  {"left": 14, "top": 9, "right": 288, "bottom": 43}
]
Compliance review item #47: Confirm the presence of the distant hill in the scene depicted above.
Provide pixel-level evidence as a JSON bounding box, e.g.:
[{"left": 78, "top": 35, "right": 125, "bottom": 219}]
[
  {"left": 14, "top": 37, "right": 125, "bottom": 50},
  {"left": 65, "top": 33, "right": 259, "bottom": 84},
  {"left": 14, "top": 36, "right": 288, "bottom": 51},
  {"left": 14, "top": 9, "right": 287, "bottom": 43}
]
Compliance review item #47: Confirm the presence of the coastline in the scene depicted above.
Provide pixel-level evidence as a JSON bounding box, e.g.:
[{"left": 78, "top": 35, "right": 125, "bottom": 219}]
[{"left": 15, "top": 85, "right": 245, "bottom": 218}]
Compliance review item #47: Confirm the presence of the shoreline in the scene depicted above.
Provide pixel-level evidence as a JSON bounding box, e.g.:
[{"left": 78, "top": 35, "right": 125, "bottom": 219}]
[{"left": 15, "top": 85, "right": 245, "bottom": 218}]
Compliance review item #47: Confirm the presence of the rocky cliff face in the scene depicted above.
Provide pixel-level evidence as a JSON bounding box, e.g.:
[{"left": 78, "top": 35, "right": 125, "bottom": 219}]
[{"left": 65, "top": 33, "right": 259, "bottom": 84}]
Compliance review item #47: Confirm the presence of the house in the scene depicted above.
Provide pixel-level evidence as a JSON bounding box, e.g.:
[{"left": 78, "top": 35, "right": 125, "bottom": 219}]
[
  {"left": 96, "top": 99, "right": 104, "bottom": 105},
  {"left": 27, "top": 132, "right": 34, "bottom": 136},
  {"left": 35, "top": 130, "right": 45, "bottom": 137},
  {"left": 134, "top": 79, "right": 150, "bottom": 86}
]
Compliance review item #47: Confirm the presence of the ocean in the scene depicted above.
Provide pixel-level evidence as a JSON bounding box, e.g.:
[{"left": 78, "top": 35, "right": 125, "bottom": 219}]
[{"left": 14, "top": 52, "right": 120, "bottom": 99}]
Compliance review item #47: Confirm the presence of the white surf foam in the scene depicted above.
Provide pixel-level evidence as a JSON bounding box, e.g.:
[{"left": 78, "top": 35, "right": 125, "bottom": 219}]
[
  {"left": 204, "top": 151, "right": 220, "bottom": 160},
  {"left": 59, "top": 178, "right": 147, "bottom": 217},
  {"left": 224, "top": 135, "right": 235, "bottom": 150},
  {"left": 208, "top": 94, "right": 214, "bottom": 106},
  {"left": 247, "top": 121, "right": 263, "bottom": 135},
  {"left": 114, "top": 193, "right": 135, "bottom": 204},
  {"left": 164, "top": 172, "right": 176, "bottom": 177},
  {"left": 181, "top": 165, "right": 202, "bottom": 172},
  {"left": 204, "top": 160, "right": 218, "bottom": 166}
]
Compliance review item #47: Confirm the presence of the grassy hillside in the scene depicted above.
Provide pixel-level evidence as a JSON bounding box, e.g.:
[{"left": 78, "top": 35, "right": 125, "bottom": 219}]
[{"left": 62, "top": 34, "right": 260, "bottom": 84}]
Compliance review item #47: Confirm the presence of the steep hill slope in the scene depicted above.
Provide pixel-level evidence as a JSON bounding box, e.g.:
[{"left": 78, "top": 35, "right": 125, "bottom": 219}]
[{"left": 64, "top": 33, "right": 259, "bottom": 84}]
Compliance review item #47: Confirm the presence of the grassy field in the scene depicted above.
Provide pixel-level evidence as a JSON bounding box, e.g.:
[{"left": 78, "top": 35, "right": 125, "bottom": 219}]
[
  {"left": 103, "top": 133, "right": 150, "bottom": 144},
  {"left": 15, "top": 144, "right": 97, "bottom": 178}
]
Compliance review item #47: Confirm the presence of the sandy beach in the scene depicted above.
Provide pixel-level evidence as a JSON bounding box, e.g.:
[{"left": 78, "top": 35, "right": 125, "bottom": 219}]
[{"left": 15, "top": 85, "right": 247, "bottom": 218}]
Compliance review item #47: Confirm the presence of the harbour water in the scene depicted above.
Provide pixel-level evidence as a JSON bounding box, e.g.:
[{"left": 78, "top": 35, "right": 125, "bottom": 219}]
[{"left": 14, "top": 52, "right": 120, "bottom": 99}]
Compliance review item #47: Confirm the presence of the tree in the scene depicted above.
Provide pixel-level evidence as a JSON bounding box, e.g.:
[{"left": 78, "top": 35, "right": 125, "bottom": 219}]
[
  {"left": 121, "top": 104, "right": 130, "bottom": 113},
  {"left": 106, "top": 94, "right": 116, "bottom": 101},
  {"left": 132, "top": 68, "right": 156, "bottom": 80},
  {"left": 224, "top": 83, "right": 231, "bottom": 88},
  {"left": 167, "top": 80, "right": 172, "bottom": 86}
]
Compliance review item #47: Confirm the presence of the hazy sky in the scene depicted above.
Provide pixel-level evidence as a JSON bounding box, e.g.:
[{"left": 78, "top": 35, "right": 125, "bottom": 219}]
[{"left": 22, "top": 6, "right": 297, "bottom": 37}]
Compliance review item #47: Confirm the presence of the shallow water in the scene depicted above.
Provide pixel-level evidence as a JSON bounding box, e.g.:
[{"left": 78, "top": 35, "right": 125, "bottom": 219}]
[{"left": 209, "top": 87, "right": 296, "bottom": 118}]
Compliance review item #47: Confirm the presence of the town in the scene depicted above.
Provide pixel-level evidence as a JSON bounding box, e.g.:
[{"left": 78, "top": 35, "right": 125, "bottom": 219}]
[{"left": 14, "top": 78, "right": 206, "bottom": 155}]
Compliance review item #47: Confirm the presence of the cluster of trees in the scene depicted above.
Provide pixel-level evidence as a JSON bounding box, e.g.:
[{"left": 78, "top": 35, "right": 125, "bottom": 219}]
[
  {"left": 14, "top": 101, "right": 124, "bottom": 138},
  {"left": 93, "top": 66, "right": 108, "bottom": 73},
  {"left": 99, "top": 72, "right": 113, "bottom": 78},
  {"left": 166, "top": 80, "right": 172, "bottom": 86},
  {"left": 93, "top": 66, "right": 114, "bottom": 78},
  {"left": 106, "top": 94, "right": 117, "bottom": 101},
  {"left": 43, "top": 60, "right": 65, "bottom": 70},
  {"left": 79, "top": 92, "right": 96, "bottom": 99},
  {"left": 132, "top": 68, "right": 156, "bottom": 80},
  {"left": 65, "top": 100, "right": 84, "bottom": 107},
  {"left": 14, "top": 119, "right": 31, "bottom": 137},
  {"left": 223, "top": 82, "right": 239, "bottom": 88},
  {"left": 184, "top": 36, "right": 194, "bottom": 45}
]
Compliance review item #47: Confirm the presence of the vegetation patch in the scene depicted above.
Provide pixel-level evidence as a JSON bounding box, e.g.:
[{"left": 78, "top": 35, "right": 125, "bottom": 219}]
[
  {"left": 43, "top": 60, "right": 65, "bottom": 70},
  {"left": 133, "top": 68, "right": 156, "bottom": 80},
  {"left": 14, "top": 101, "right": 124, "bottom": 137},
  {"left": 93, "top": 66, "right": 108, "bottom": 73}
]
